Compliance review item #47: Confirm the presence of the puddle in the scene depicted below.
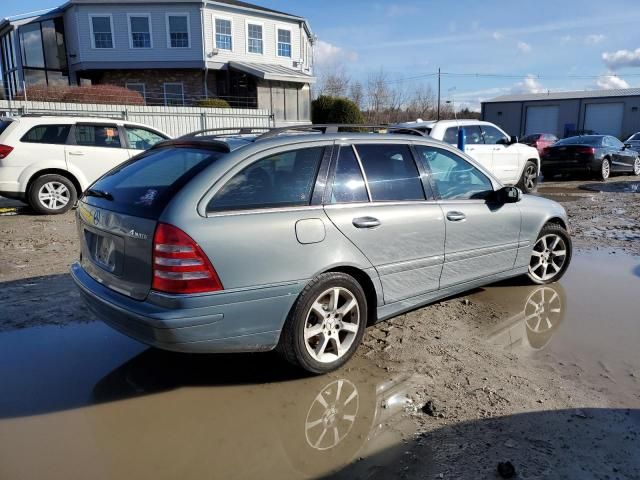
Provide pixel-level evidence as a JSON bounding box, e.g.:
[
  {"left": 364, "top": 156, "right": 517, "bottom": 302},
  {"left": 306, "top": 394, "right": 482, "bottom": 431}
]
[
  {"left": 0, "top": 323, "right": 419, "bottom": 480},
  {"left": 472, "top": 250, "right": 640, "bottom": 405},
  {"left": 580, "top": 181, "right": 640, "bottom": 193}
]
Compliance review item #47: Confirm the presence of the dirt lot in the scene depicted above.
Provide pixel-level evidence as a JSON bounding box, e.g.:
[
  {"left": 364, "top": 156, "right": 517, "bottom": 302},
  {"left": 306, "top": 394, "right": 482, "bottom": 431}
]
[{"left": 0, "top": 177, "right": 639, "bottom": 479}]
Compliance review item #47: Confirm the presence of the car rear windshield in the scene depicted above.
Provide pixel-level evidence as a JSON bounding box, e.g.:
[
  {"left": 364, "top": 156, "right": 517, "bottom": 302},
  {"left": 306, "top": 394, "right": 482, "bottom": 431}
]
[
  {"left": 555, "top": 136, "right": 603, "bottom": 146},
  {"left": 521, "top": 134, "right": 541, "bottom": 142},
  {"left": 83, "top": 146, "right": 225, "bottom": 219}
]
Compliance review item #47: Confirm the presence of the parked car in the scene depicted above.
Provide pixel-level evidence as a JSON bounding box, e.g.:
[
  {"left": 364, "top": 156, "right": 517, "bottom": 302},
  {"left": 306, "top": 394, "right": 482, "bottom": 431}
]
[
  {"left": 542, "top": 135, "right": 640, "bottom": 180},
  {"left": 623, "top": 132, "right": 640, "bottom": 155},
  {"left": 521, "top": 133, "right": 558, "bottom": 155},
  {"left": 394, "top": 119, "right": 541, "bottom": 193},
  {"left": 71, "top": 125, "right": 572, "bottom": 374},
  {"left": 0, "top": 115, "right": 170, "bottom": 214}
]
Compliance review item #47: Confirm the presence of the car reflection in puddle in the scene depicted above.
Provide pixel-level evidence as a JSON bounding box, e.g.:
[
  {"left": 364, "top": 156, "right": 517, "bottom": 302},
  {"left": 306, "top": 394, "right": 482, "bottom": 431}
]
[{"left": 0, "top": 322, "right": 418, "bottom": 480}]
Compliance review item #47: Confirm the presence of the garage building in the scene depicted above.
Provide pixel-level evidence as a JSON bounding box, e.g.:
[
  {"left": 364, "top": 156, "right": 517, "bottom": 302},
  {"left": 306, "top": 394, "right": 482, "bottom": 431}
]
[{"left": 481, "top": 88, "right": 640, "bottom": 140}]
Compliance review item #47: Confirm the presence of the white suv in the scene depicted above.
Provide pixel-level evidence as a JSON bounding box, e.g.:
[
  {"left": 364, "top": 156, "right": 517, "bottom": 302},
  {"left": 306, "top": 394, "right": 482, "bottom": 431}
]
[
  {"left": 0, "top": 116, "right": 169, "bottom": 214},
  {"left": 395, "top": 119, "right": 540, "bottom": 193}
]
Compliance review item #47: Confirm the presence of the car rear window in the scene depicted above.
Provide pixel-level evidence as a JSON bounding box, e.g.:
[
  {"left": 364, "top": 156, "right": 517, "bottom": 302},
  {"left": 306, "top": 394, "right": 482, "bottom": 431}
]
[
  {"left": 556, "top": 136, "right": 603, "bottom": 146},
  {"left": 83, "top": 146, "right": 225, "bottom": 218}
]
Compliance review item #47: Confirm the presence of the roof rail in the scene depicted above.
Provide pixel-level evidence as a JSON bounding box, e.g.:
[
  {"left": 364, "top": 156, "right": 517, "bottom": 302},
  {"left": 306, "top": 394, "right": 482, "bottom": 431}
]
[
  {"left": 180, "top": 127, "right": 274, "bottom": 138},
  {"left": 255, "top": 124, "right": 428, "bottom": 141}
]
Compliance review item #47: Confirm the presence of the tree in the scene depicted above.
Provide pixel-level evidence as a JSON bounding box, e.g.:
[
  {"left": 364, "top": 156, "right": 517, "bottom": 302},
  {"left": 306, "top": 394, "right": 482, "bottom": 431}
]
[
  {"left": 312, "top": 95, "right": 364, "bottom": 124},
  {"left": 315, "top": 64, "right": 350, "bottom": 98},
  {"left": 348, "top": 81, "right": 364, "bottom": 110}
]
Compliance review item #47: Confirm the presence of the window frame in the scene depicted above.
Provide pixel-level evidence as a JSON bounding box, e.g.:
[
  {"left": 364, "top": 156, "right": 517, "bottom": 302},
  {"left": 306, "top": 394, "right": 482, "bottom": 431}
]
[
  {"left": 214, "top": 16, "right": 233, "bottom": 52},
  {"left": 125, "top": 82, "right": 146, "bottom": 102},
  {"left": 165, "top": 13, "right": 191, "bottom": 49},
  {"left": 326, "top": 145, "right": 371, "bottom": 204},
  {"left": 276, "top": 25, "right": 292, "bottom": 58},
  {"left": 127, "top": 13, "right": 153, "bottom": 49},
  {"left": 163, "top": 82, "right": 185, "bottom": 106},
  {"left": 245, "top": 20, "right": 264, "bottom": 55},
  {"left": 88, "top": 14, "right": 115, "bottom": 49}
]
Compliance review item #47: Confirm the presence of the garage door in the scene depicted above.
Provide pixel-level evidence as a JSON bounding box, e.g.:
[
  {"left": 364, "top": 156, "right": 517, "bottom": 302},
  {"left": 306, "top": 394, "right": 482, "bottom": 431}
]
[
  {"left": 525, "top": 106, "right": 560, "bottom": 136},
  {"left": 584, "top": 103, "right": 624, "bottom": 137}
]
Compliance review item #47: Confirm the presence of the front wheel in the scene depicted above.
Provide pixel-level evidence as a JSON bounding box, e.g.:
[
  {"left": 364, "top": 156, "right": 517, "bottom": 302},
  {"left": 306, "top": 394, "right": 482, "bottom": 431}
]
[
  {"left": 526, "top": 223, "right": 572, "bottom": 285},
  {"left": 278, "top": 272, "right": 367, "bottom": 374},
  {"left": 517, "top": 160, "right": 538, "bottom": 193}
]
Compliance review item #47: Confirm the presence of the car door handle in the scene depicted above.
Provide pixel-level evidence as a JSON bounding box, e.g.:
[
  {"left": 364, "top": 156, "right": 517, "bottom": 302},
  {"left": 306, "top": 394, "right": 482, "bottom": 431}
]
[
  {"left": 352, "top": 217, "right": 381, "bottom": 229},
  {"left": 446, "top": 211, "right": 466, "bottom": 222},
  {"left": 68, "top": 151, "right": 85, "bottom": 156}
]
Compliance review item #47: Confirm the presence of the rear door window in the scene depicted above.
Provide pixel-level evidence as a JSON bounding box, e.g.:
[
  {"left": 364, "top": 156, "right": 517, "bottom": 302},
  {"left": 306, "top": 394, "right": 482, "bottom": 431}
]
[
  {"left": 21, "top": 124, "right": 71, "bottom": 144},
  {"left": 443, "top": 127, "right": 460, "bottom": 144},
  {"left": 84, "top": 146, "right": 225, "bottom": 218},
  {"left": 354, "top": 144, "right": 425, "bottom": 202},
  {"left": 208, "top": 146, "right": 324, "bottom": 212},
  {"left": 75, "top": 124, "right": 122, "bottom": 148},
  {"left": 330, "top": 146, "right": 368, "bottom": 203}
]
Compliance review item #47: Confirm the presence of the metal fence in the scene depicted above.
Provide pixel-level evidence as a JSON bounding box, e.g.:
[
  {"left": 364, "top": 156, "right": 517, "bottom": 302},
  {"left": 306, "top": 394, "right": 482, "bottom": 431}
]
[{"left": 0, "top": 100, "right": 274, "bottom": 137}]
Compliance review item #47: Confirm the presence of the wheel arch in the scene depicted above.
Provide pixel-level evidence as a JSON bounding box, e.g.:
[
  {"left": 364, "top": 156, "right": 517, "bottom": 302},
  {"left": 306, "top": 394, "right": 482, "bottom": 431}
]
[
  {"left": 26, "top": 169, "right": 82, "bottom": 199},
  {"left": 545, "top": 216, "right": 567, "bottom": 231}
]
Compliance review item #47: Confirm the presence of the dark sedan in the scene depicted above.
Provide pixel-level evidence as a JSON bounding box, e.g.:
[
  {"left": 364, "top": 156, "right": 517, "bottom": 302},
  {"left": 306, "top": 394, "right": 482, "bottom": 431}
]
[{"left": 542, "top": 135, "right": 640, "bottom": 180}]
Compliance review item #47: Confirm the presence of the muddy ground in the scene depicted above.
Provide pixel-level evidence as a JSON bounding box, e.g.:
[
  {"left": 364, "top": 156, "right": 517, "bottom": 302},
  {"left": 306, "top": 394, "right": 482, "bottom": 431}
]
[{"left": 0, "top": 177, "right": 639, "bottom": 479}]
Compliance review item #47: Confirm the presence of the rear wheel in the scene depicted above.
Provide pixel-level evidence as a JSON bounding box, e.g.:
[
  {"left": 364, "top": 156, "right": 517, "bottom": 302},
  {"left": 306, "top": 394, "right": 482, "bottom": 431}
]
[
  {"left": 517, "top": 160, "right": 538, "bottom": 193},
  {"left": 28, "top": 174, "right": 77, "bottom": 214},
  {"left": 597, "top": 158, "right": 611, "bottom": 181},
  {"left": 278, "top": 272, "right": 367, "bottom": 374},
  {"left": 526, "top": 223, "right": 572, "bottom": 285},
  {"left": 633, "top": 156, "right": 640, "bottom": 176}
]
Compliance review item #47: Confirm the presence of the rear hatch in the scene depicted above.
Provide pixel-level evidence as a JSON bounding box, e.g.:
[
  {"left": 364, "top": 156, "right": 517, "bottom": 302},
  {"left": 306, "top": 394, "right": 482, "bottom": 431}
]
[{"left": 77, "top": 144, "right": 227, "bottom": 300}]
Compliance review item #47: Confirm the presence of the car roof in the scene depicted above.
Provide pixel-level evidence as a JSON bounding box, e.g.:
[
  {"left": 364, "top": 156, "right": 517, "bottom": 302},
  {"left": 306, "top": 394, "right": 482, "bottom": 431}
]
[{"left": 4, "top": 115, "right": 169, "bottom": 135}]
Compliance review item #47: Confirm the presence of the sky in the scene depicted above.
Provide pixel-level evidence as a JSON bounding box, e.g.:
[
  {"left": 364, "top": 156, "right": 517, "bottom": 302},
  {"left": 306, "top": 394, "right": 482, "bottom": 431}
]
[{"left": 4, "top": 0, "right": 640, "bottom": 109}]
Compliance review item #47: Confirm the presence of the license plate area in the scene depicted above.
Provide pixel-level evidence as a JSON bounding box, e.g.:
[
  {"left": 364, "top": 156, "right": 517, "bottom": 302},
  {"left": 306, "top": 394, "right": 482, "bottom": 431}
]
[{"left": 84, "top": 227, "right": 125, "bottom": 276}]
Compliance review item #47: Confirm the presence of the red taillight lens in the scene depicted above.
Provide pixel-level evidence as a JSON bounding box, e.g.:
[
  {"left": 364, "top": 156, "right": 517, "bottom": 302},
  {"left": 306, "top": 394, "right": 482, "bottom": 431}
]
[
  {"left": 0, "top": 144, "right": 14, "bottom": 159},
  {"left": 576, "top": 147, "right": 595, "bottom": 155},
  {"left": 152, "top": 223, "right": 223, "bottom": 294}
]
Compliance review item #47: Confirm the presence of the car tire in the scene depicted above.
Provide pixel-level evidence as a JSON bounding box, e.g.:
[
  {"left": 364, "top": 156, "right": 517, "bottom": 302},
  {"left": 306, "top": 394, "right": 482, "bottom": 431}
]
[
  {"left": 517, "top": 160, "right": 538, "bottom": 193},
  {"left": 526, "top": 223, "right": 572, "bottom": 285},
  {"left": 596, "top": 158, "right": 611, "bottom": 181},
  {"left": 28, "top": 174, "right": 77, "bottom": 215},
  {"left": 633, "top": 156, "right": 640, "bottom": 176},
  {"left": 278, "top": 272, "right": 367, "bottom": 374}
]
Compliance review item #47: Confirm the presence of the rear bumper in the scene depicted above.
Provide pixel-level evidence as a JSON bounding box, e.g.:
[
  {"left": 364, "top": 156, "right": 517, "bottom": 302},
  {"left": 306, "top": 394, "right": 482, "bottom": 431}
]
[{"left": 70, "top": 262, "right": 302, "bottom": 353}]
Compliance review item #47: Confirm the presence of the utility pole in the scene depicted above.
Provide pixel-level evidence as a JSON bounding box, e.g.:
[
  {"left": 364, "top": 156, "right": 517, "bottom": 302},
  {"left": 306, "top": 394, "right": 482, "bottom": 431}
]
[{"left": 437, "top": 68, "right": 441, "bottom": 121}]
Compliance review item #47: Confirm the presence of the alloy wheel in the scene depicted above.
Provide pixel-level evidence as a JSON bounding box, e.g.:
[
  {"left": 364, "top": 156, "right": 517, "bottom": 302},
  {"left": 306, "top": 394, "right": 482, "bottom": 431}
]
[
  {"left": 38, "top": 181, "right": 70, "bottom": 210},
  {"left": 303, "top": 287, "right": 360, "bottom": 364},
  {"left": 601, "top": 159, "right": 611, "bottom": 180},
  {"left": 528, "top": 234, "right": 568, "bottom": 282},
  {"left": 634, "top": 157, "right": 640, "bottom": 176},
  {"left": 524, "top": 164, "right": 537, "bottom": 191}
]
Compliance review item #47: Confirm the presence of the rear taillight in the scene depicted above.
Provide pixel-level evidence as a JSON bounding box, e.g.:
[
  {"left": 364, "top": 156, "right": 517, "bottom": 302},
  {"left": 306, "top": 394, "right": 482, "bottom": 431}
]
[
  {"left": 0, "top": 144, "right": 13, "bottom": 159},
  {"left": 576, "top": 147, "right": 595, "bottom": 155},
  {"left": 152, "top": 223, "right": 223, "bottom": 294},
  {"left": 542, "top": 147, "right": 551, "bottom": 156}
]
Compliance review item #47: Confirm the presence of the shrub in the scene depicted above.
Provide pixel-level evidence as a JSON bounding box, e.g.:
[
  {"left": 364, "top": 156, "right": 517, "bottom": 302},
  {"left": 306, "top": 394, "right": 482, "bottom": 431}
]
[
  {"left": 14, "top": 84, "right": 144, "bottom": 105},
  {"left": 194, "top": 98, "right": 231, "bottom": 108},
  {"left": 312, "top": 95, "right": 364, "bottom": 124}
]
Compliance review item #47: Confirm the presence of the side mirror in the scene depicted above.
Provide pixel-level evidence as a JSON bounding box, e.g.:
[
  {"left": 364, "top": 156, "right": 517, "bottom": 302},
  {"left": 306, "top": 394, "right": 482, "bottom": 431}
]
[
  {"left": 624, "top": 143, "right": 632, "bottom": 149},
  {"left": 494, "top": 186, "right": 522, "bottom": 204},
  {"left": 510, "top": 135, "right": 519, "bottom": 145}
]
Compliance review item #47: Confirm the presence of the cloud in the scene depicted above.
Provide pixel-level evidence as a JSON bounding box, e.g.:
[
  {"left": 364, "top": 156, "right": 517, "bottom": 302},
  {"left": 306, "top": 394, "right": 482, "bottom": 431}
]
[
  {"left": 602, "top": 48, "right": 640, "bottom": 70},
  {"left": 585, "top": 34, "right": 605, "bottom": 45},
  {"left": 314, "top": 40, "right": 358, "bottom": 66},
  {"left": 512, "top": 75, "right": 544, "bottom": 94},
  {"left": 560, "top": 35, "right": 573, "bottom": 43},
  {"left": 385, "top": 4, "right": 420, "bottom": 16},
  {"left": 492, "top": 31, "right": 504, "bottom": 40},
  {"left": 517, "top": 41, "right": 532, "bottom": 53},
  {"left": 596, "top": 72, "right": 630, "bottom": 89}
]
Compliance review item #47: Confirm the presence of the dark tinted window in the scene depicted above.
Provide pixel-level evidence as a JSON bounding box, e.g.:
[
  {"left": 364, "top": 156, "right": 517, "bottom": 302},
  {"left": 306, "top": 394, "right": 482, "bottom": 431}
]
[
  {"left": 462, "top": 125, "right": 484, "bottom": 144},
  {"left": 415, "top": 146, "right": 493, "bottom": 200},
  {"left": 21, "top": 125, "right": 70, "bottom": 144},
  {"left": 330, "top": 146, "right": 368, "bottom": 203},
  {"left": 443, "top": 127, "right": 460, "bottom": 144},
  {"left": 75, "top": 125, "right": 121, "bottom": 148},
  {"left": 85, "top": 146, "right": 224, "bottom": 219},
  {"left": 556, "top": 136, "right": 603, "bottom": 146},
  {"left": 355, "top": 144, "right": 424, "bottom": 202},
  {"left": 481, "top": 125, "right": 509, "bottom": 145},
  {"left": 0, "top": 120, "right": 13, "bottom": 136},
  {"left": 522, "top": 134, "right": 541, "bottom": 143},
  {"left": 208, "top": 147, "right": 323, "bottom": 212}
]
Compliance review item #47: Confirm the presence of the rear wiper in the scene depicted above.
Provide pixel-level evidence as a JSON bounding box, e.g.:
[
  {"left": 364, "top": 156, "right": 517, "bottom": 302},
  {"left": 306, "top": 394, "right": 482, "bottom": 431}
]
[{"left": 84, "top": 189, "right": 113, "bottom": 201}]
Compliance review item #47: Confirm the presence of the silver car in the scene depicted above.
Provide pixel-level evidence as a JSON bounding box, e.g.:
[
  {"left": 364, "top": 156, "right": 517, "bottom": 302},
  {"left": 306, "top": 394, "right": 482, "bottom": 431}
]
[{"left": 71, "top": 126, "right": 572, "bottom": 374}]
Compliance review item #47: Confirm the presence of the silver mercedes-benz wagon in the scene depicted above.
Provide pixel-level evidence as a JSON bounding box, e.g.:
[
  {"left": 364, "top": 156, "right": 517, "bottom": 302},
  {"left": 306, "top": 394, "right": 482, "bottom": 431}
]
[{"left": 71, "top": 125, "right": 572, "bottom": 374}]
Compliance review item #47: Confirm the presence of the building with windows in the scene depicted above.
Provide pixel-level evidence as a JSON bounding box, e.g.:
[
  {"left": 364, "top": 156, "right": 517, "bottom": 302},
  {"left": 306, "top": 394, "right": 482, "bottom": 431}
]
[{"left": 0, "top": 0, "right": 315, "bottom": 123}]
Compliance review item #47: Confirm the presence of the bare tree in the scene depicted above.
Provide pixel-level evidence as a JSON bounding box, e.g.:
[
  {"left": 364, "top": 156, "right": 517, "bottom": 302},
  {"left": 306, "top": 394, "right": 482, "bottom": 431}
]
[
  {"left": 407, "top": 84, "right": 436, "bottom": 120},
  {"left": 365, "top": 69, "right": 392, "bottom": 123},
  {"left": 315, "top": 64, "right": 350, "bottom": 98},
  {"left": 348, "top": 81, "right": 364, "bottom": 109}
]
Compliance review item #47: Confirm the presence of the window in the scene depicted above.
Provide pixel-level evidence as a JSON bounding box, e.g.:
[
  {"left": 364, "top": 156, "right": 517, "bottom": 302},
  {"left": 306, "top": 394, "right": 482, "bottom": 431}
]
[
  {"left": 354, "top": 144, "right": 424, "bottom": 202},
  {"left": 125, "top": 83, "right": 146, "bottom": 102},
  {"left": 75, "top": 125, "right": 122, "bottom": 148},
  {"left": 247, "top": 23, "right": 263, "bottom": 54},
  {"left": 129, "top": 14, "right": 152, "bottom": 48},
  {"left": 164, "top": 83, "right": 184, "bottom": 106},
  {"left": 208, "top": 147, "right": 324, "bottom": 212},
  {"left": 481, "top": 125, "right": 509, "bottom": 145},
  {"left": 277, "top": 28, "right": 291, "bottom": 57},
  {"left": 125, "top": 126, "right": 166, "bottom": 150},
  {"left": 90, "top": 15, "right": 114, "bottom": 49},
  {"left": 443, "top": 127, "right": 461, "bottom": 145},
  {"left": 21, "top": 125, "right": 70, "bottom": 144},
  {"left": 415, "top": 146, "right": 493, "bottom": 200},
  {"left": 606, "top": 136, "right": 623, "bottom": 148},
  {"left": 20, "top": 23, "right": 45, "bottom": 68},
  {"left": 330, "top": 146, "right": 368, "bottom": 203},
  {"left": 461, "top": 125, "right": 484, "bottom": 145},
  {"left": 167, "top": 14, "right": 189, "bottom": 48},
  {"left": 215, "top": 18, "right": 232, "bottom": 51}
]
